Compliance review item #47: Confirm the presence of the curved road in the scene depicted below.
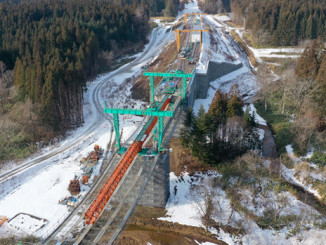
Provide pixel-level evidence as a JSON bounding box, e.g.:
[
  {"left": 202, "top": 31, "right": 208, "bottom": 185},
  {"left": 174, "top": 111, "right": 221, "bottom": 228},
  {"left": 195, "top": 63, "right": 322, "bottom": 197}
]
[{"left": 0, "top": 27, "right": 168, "bottom": 186}]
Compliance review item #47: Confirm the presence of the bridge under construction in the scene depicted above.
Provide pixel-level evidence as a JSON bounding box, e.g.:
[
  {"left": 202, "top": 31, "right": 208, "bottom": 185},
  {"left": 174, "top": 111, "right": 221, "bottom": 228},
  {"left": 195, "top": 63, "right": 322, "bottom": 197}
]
[{"left": 45, "top": 12, "right": 208, "bottom": 245}]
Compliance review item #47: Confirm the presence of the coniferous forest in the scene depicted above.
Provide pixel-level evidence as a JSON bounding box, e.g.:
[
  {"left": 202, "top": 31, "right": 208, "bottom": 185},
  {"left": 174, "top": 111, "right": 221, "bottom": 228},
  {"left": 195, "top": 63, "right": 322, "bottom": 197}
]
[
  {"left": 0, "top": 0, "right": 180, "bottom": 162},
  {"left": 230, "top": 0, "right": 326, "bottom": 46},
  {"left": 0, "top": 0, "right": 176, "bottom": 131},
  {"left": 181, "top": 90, "right": 260, "bottom": 164}
]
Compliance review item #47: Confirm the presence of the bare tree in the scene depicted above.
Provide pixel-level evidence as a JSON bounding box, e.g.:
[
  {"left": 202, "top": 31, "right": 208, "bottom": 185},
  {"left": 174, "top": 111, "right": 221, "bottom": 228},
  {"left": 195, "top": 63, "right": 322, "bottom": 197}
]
[
  {"left": 280, "top": 68, "right": 314, "bottom": 114},
  {"left": 256, "top": 63, "right": 278, "bottom": 112},
  {"left": 193, "top": 185, "right": 216, "bottom": 232}
]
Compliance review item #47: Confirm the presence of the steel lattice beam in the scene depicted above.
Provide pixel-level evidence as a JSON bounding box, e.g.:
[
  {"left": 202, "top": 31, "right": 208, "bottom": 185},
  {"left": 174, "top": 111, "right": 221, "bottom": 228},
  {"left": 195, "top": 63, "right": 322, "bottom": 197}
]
[
  {"left": 143, "top": 72, "right": 193, "bottom": 78},
  {"left": 104, "top": 108, "right": 173, "bottom": 117}
]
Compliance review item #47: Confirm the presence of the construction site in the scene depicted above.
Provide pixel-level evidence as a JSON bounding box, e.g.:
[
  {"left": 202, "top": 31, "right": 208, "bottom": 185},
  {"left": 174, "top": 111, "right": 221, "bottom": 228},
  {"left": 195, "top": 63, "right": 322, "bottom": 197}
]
[
  {"left": 80, "top": 11, "right": 208, "bottom": 243},
  {"left": 0, "top": 0, "right": 257, "bottom": 243},
  {"left": 49, "top": 10, "right": 211, "bottom": 244},
  {"left": 4, "top": 0, "right": 326, "bottom": 244}
]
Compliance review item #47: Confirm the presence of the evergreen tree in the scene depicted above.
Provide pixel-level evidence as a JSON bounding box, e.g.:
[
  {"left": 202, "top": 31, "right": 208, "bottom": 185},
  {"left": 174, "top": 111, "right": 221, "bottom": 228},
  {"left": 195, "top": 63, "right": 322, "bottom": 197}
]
[
  {"left": 313, "top": 53, "right": 326, "bottom": 116},
  {"left": 226, "top": 94, "right": 243, "bottom": 118}
]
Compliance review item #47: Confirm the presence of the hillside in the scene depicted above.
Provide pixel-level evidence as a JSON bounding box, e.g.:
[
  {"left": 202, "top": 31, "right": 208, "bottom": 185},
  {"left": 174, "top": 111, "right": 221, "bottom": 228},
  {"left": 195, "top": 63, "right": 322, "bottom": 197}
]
[
  {"left": 0, "top": 0, "right": 179, "bottom": 163},
  {"left": 230, "top": 0, "right": 326, "bottom": 46}
]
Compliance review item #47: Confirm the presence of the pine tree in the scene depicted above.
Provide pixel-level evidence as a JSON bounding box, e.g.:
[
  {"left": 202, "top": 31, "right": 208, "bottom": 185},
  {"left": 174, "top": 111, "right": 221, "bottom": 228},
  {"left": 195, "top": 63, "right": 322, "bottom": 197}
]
[
  {"left": 296, "top": 40, "right": 319, "bottom": 79},
  {"left": 226, "top": 94, "right": 243, "bottom": 118},
  {"left": 207, "top": 90, "right": 227, "bottom": 126},
  {"left": 313, "top": 53, "right": 326, "bottom": 116}
]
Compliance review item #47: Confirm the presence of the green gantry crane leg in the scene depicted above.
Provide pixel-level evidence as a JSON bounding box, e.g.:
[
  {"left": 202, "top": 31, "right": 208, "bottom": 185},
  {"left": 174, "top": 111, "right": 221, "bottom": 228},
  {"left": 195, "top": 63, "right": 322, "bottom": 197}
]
[
  {"left": 113, "top": 113, "right": 121, "bottom": 150},
  {"left": 150, "top": 76, "right": 155, "bottom": 104},
  {"left": 183, "top": 77, "right": 187, "bottom": 103},
  {"left": 158, "top": 116, "right": 164, "bottom": 151}
]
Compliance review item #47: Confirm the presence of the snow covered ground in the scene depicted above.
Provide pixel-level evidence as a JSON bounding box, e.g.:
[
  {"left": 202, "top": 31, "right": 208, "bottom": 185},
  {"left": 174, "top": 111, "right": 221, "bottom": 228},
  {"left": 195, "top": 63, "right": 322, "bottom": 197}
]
[
  {"left": 0, "top": 23, "right": 174, "bottom": 239},
  {"left": 197, "top": 15, "right": 242, "bottom": 73},
  {"left": 159, "top": 170, "right": 326, "bottom": 245},
  {"left": 250, "top": 48, "right": 304, "bottom": 60},
  {"left": 282, "top": 145, "right": 326, "bottom": 200},
  {"left": 193, "top": 16, "right": 257, "bottom": 115},
  {"left": 157, "top": 3, "right": 326, "bottom": 245}
]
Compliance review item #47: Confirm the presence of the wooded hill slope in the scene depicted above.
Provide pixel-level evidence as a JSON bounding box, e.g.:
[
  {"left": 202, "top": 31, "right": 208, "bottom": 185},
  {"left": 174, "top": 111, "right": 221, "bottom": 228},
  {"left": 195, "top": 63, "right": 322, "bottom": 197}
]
[
  {"left": 0, "top": 0, "right": 154, "bottom": 131},
  {"left": 0, "top": 0, "right": 179, "bottom": 162},
  {"left": 230, "top": 0, "right": 326, "bottom": 46}
]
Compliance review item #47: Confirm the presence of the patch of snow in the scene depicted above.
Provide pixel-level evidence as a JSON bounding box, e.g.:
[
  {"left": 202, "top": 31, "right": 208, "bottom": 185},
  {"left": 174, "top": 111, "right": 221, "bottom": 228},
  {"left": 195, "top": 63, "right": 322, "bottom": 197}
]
[
  {"left": 257, "top": 128, "right": 265, "bottom": 141},
  {"left": 214, "top": 15, "right": 230, "bottom": 22},
  {"left": 283, "top": 145, "right": 323, "bottom": 199},
  {"left": 160, "top": 169, "right": 323, "bottom": 245},
  {"left": 245, "top": 104, "right": 267, "bottom": 126},
  {"left": 158, "top": 172, "right": 203, "bottom": 227},
  {"left": 7, "top": 213, "right": 47, "bottom": 235},
  {"left": 193, "top": 68, "right": 257, "bottom": 115}
]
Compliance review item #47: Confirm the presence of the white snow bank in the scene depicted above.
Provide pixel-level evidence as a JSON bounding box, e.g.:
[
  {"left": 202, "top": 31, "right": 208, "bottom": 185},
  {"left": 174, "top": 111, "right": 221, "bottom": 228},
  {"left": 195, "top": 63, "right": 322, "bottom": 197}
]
[
  {"left": 214, "top": 15, "right": 230, "bottom": 22},
  {"left": 158, "top": 172, "right": 203, "bottom": 227},
  {"left": 193, "top": 67, "right": 257, "bottom": 115},
  {"left": 244, "top": 104, "right": 267, "bottom": 126},
  {"left": 282, "top": 145, "right": 323, "bottom": 199}
]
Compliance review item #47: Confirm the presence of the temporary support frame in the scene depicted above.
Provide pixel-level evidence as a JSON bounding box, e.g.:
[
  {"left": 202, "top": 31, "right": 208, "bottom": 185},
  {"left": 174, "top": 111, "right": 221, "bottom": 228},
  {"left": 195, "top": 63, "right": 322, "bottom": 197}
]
[
  {"left": 184, "top": 13, "right": 207, "bottom": 29},
  {"left": 104, "top": 103, "right": 174, "bottom": 152},
  {"left": 174, "top": 29, "right": 209, "bottom": 53},
  {"left": 143, "top": 72, "right": 193, "bottom": 103}
]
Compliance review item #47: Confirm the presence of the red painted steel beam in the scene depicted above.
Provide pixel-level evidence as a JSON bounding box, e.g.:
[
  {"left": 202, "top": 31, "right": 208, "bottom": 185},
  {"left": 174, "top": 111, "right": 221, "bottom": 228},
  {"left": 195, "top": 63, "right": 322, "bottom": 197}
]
[{"left": 85, "top": 97, "right": 171, "bottom": 225}]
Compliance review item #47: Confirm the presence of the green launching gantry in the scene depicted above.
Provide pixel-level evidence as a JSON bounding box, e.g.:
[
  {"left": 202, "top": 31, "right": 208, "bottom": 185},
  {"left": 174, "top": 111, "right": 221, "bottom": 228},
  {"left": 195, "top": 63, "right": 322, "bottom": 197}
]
[
  {"left": 104, "top": 100, "right": 173, "bottom": 153},
  {"left": 143, "top": 72, "right": 193, "bottom": 104}
]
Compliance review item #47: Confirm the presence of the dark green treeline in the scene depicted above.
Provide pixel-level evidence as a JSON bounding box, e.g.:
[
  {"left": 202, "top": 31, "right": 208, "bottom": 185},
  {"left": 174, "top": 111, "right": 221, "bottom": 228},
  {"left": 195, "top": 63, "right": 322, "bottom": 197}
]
[
  {"left": 0, "top": 0, "right": 176, "bottom": 131},
  {"left": 231, "top": 0, "right": 326, "bottom": 46}
]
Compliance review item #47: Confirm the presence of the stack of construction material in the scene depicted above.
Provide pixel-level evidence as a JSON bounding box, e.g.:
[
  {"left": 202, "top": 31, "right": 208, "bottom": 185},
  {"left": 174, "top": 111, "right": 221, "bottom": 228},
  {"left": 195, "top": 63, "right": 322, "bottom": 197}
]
[
  {"left": 80, "top": 145, "right": 104, "bottom": 166},
  {"left": 68, "top": 179, "right": 80, "bottom": 194},
  {"left": 82, "top": 175, "right": 89, "bottom": 184}
]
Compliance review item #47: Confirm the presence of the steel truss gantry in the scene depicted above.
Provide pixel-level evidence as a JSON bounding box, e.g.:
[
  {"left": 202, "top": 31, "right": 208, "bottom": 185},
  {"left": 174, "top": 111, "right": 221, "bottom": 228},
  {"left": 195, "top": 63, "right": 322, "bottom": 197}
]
[
  {"left": 104, "top": 103, "right": 174, "bottom": 152},
  {"left": 143, "top": 72, "right": 193, "bottom": 104}
]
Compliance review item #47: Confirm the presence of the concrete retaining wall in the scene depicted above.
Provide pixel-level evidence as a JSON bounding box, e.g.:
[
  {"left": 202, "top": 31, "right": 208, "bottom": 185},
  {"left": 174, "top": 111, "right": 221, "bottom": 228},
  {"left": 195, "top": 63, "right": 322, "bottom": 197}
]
[
  {"left": 188, "top": 61, "right": 243, "bottom": 108},
  {"left": 138, "top": 151, "right": 170, "bottom": 207}
]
